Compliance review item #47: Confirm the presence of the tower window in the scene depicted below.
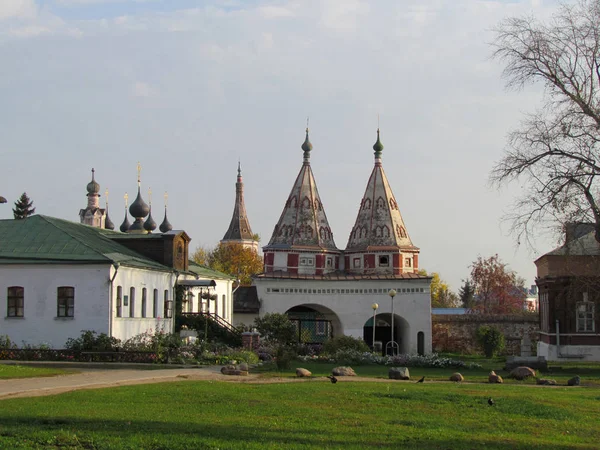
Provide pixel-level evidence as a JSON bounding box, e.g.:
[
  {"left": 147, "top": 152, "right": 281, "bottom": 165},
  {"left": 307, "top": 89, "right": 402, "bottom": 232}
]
[
  {"left": 379, "top": 256, "right": 389, "bottom": 267},
  {"left": 405, "top": 258, "right": 412, "bottom": 267}
]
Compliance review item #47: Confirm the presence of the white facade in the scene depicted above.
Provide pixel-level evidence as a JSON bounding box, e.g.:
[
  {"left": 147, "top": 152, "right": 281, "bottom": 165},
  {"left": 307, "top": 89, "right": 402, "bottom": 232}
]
[
  {"left": 179, "top": 278, "right": 235, "bottom": 324},
  {"left": 254, "top": 277, "right": 432, "bottom": 354},
  {"left": 1, "top": 263, "right": 176, "bottom": 347},
  {"left": 538, "top": 341, "right": 600, "bottom": 362}
]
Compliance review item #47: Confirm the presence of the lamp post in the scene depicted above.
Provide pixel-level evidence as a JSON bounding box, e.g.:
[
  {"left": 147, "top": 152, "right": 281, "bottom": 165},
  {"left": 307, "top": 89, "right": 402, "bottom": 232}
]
[
  {"left": 386, "top": 289, "right": 399, "bottom": 356},
  {"left": 371, "top": 303, "right": 379, "bottom": 351}
]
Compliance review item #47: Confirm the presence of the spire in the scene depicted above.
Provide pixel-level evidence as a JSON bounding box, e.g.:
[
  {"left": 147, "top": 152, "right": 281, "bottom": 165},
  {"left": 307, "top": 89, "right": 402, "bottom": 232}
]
[
  {"left": 159, "top": 191, "right": 172, "bottom": 233},
  {"left": 265, "top": 127, "right": 338, "bottom": 251},
  {"left": 104, "top": 189, "right": 114, "bottom": 230},
  {"left": 221, "top": 162, "right": 256, "bottom": 248},
  {"left": 346, "top": 129, "right": 418, "bottom": 257},
  {"left": 120, "top": 193, "right": 131, "bottom": 232}
]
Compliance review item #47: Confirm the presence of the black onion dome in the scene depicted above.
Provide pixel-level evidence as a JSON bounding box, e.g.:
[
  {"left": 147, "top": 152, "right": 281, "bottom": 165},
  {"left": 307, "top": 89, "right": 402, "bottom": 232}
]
[
  {"left": 87, "top": 169, "right": 100, "bottom": 195},
  {"left": 301, "top": 128, "right": 312, "bottom": 153},
  {"left": 104, "top": 208, "right": 115, "bottom": 230},
  {"left": 144, "top": 208, "right": 157, "bottom": 232},
  {"left": 159, "top": 210, "right": 172, "bottom": 233},
  {"left": 373, "top": 128, "right": 384, "bottom": 155},
  {"left": 119, "top": 210, "right": 131, "bottom": 232},
  {"left": 129, "top": 187, "right": 149, "bottom": 218}
]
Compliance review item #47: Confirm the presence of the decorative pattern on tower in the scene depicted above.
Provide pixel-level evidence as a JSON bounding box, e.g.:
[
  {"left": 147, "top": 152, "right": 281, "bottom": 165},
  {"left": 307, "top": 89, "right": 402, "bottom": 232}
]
[
  {"left": 266, "top": 128, "right": 337, "bottom": 250},
  {"left": 345, "top": 129, "right": 419, "bottom": 274},
  {"left": 221, "top": 162, "right": 258, "bottom": 251}
]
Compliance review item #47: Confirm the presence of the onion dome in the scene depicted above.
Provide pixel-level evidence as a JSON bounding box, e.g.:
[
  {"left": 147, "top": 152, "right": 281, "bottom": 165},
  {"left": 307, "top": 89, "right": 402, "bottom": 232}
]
[
  {"left": 129, "top": 187, "right": 149, "bottom": 219},
  {"left": 160, "top": 208, "right": 172, "bottom": 233},
  {"left": 87, "top": 168, "right": 100, "bottom": 195},
  {"left": 119, "top": 209, "right": 131, "bottom": 232},
  {"left": 373, "top": 128, "right": 384, "bottom": 158},
  {"left": 104, "top": 207, "right": 115, "bottom": 230},
  {"left": 301, "top": 128, "right": 313, "bottom": 154},
  {"left": 144, "top": 207, "right": 157, "bottom": 233}
]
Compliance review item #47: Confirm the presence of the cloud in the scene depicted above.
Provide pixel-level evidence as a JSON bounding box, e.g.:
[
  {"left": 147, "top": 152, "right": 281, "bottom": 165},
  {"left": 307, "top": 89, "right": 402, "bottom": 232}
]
[
  {"left": 0, "top": 0, "right": 37, "bottom": 21},
  {"left": 257, "top": 5, "right": 296, "bottom": 19},
  {"left": 131, "top": 81, "right": 155, "bottom": 97},
  {"left": 319, "top": 0, "right": 370, "bottom": 32}
]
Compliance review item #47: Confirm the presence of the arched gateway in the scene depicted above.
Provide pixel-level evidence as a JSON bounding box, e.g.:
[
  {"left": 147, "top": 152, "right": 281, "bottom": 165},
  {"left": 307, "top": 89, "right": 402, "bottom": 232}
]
[
  {"left": 285, "top": 304, "right": 342, "bottom": 344},
  {"left": 363, "top": 313, "right": 411, "bottom": 355}
]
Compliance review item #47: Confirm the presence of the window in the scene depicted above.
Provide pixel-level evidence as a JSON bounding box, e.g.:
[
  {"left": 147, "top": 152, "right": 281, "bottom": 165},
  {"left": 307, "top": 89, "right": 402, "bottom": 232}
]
[
  {"left": 116, "top": 286, "right": 123, "bottom": 317},
  {"left": 577, "top": 296, "right": 595, "bottom": 332},
  {"left": 326, "top": 257, "right": 333, "bottom": 268},
  {"left": 379, "top": 256, "right": 389, "bottom": 267},
  {"left": 164, "top": 290, "right": 172, "bottom": 318},
  {"left": 300, "top": 257, "right": 314, "bottom": 266},
  {"left": 141, "top": 288, "right": 147, "bottom": 318},
  {"left": 153, "top": 289, "right": 158, "bottom": 318},
  {"left": 57, "top": 286, "right": 74, "bottom": 317},
  {"left": 405, "top": 258, "right": 412, "bottom": 267},
  {"left": 7, "top": 286, "right": 24, "bottom": 317},
  {"left": 129, "top": 287, "right": 135, "bottom": 317},
  {"left": 353, "top": 258, "right": 361, "bottom": 268}
]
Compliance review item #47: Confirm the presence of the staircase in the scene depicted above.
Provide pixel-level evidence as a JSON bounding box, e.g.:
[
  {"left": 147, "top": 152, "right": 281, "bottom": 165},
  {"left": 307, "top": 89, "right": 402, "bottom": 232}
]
[{"left": 178, "top": 312, "right": 242, "bottom": 346}]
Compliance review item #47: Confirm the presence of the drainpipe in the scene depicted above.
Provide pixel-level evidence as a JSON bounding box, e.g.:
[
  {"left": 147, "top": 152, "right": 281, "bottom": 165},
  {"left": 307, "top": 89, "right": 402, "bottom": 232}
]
[
  {"left": 108, "top": 263, "right": 120, "bottom": 338},
  {"left": 230, "top": 279, "right": 241, "bottom": 323},
  {"left": 555, "top": 319, "right": 560, "bottom": 358}
]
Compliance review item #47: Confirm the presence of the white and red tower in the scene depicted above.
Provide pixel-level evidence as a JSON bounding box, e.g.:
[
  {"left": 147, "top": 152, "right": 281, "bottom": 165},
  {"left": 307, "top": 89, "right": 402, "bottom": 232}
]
[
  {"left": 263, "top": 128, "right": 341, "bottom": 275},
  {"left": 344, "top": 129, "right": 420, "bottom": 275}
]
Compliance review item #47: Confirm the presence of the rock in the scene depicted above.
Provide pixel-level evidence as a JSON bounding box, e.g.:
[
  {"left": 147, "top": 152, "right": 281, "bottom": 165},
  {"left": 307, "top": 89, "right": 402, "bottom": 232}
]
[
  {"left": 488, "top": 371, "right": 503, "bottom": 383},
  {"left": 221, "top": 368, "right": 249, "bottom": 376},
  {"left": 238, "top": 362, "right": 249, "bottom": 372},
  {"left": 450, "top": 372, "right": 464, "bottom": 382},
  {"left": 536, "top": 378, "right": 557, "bottom": 386},
  {"left": 296, "top": 368, "right": 312, "bottom": 377},
  {"left": 388, "top": 367, "right": 410, "bottom": 380},
  {"left": 568, "top": 375, "right": 581, "bottom": 386},
  {"left": 510, "top": 366, "right": 536, "bottom": 380},
  {"left": 221, "top": 365, "right": 237, "bottom": 374},
  {"left": 332, "top": 366, "right": 356, "bottom": 377}
]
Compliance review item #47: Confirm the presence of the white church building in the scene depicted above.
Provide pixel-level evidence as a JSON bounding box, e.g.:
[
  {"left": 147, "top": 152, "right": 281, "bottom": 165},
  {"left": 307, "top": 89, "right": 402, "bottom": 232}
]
[{"left": 252, "top": 129, "right": 432, "bottom": 354}]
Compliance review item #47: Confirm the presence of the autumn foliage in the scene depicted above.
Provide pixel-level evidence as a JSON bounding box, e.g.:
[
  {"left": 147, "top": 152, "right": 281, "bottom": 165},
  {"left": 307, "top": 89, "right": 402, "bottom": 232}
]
[
  {"left": 192, "top": 243, "right": 263, "bottom": 286},
  {"left": 469, "top": 254, "right": 525, "bottom": 314}
]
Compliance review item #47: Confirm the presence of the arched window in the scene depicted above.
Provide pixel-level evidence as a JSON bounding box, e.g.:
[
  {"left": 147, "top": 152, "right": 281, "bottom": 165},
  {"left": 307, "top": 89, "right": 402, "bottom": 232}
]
[
  {"left": 363, "top": 198, "right": 371, "bottom": 210},
  {"left": 141, "top": 288, "right": 147, "bottom": 318},
  {"left": 376, "top": 197, "right": 386, "bottom": 210},
  {"left": 302, "top": 197, "right": 311, "bottom": 209},
  {"left": 116, "top": 286, "right": 123, "bottom": 318},
  {"left": 382, "top": 225, "right": 390, "bottom": 237},
  {"left": 153, "top": 289, "right": 158, "bottom": 318},
  {"left": 129, "top": 287, "right": 135, "bottom": 317}
]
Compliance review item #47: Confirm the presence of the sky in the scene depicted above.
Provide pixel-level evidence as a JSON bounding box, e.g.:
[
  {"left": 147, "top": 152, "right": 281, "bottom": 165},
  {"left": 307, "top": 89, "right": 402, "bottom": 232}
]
[{"left": 0, "top": 0, "right": 566, "bottom": 292}]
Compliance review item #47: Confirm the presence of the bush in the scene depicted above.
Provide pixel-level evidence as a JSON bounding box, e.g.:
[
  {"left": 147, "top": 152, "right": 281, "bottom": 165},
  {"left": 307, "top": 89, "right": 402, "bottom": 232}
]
[
  {"left": 0, "top": 335, "right": 16, "bottom": 349},
  {"left": 64, "top": 330, "right": 121, "bottom": 352},
  {"left": 322, "top": 335, "right": 370, "bottom": 355},
  {"left": 476, "top": 326, "right": 505, "bottom": 358},
  {"left": 254, "top": 313, "right": 296, "bottom": 346}
]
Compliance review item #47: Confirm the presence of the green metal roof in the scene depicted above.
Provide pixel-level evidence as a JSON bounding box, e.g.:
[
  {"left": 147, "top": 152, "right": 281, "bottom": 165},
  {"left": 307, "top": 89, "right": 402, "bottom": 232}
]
[
  {"left": 187, "top": 260, "right": 236, "bottom": 280},
  {"left": 0, "top": 215, "right": 172, "bottom": 271}
]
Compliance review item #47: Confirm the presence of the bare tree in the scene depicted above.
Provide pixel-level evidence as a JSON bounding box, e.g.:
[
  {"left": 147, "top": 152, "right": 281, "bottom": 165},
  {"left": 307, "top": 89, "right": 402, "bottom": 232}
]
[{"left": 490, "top": 0, "right": 600, "bottom": 246}]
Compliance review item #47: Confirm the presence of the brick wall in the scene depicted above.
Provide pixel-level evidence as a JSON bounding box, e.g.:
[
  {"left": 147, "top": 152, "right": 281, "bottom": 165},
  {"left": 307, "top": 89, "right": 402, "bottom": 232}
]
[{"left": 432, "top": 314, "right": 540, "bottom": 356}]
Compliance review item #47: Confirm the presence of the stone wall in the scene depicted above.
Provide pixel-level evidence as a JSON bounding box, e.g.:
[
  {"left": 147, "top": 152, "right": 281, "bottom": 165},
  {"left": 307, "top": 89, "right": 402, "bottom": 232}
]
[{"left": 432, "top": 314, "right": 540, "bottom": 356}]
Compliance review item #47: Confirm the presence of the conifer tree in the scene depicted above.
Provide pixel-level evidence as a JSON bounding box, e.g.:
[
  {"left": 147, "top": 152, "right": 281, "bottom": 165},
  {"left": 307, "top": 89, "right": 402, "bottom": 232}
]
[
  {"left": 13, "top": 192, "right": 36, "bottom": 219},
  {"left": 458, "top": 280, "right": 475, "bottom": 309}
]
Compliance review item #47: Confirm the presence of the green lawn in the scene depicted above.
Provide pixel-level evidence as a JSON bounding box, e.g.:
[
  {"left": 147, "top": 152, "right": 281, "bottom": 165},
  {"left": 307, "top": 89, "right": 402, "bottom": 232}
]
[
  {"left": 0, "top": 380, "right": 599, "bottom": 449},
  {"left": 258, "top": 360, "right": 600, "bottom": 386},
  {"left": 0, "top": 364, "right": 73, "bottom": 379}
]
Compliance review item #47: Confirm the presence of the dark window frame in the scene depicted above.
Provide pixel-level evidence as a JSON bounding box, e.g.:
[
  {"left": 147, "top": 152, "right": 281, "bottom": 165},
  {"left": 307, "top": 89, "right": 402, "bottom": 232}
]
[
  {"left": 7, "top": 286, "right": 24, "bottom": 317},
  {"left": 57, "top": 286, "right": 75, "bottom": 318}
]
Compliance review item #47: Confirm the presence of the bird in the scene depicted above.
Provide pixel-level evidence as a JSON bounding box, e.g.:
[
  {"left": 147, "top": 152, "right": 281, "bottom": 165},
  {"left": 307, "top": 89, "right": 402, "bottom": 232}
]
[
  {"left": 488, "top": 397, "right": 495, "bottom": 406},
  {"left": 416, "top": 376, "right": 425, "bottom": 383},
  {"left": 327, "top": 375, "right": 337, "bottom": 384}
]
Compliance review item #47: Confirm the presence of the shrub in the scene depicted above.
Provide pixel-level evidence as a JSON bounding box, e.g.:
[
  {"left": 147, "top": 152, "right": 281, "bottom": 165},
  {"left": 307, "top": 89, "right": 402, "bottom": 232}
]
[
  {"left": 476, "top": 326, "right": 505, "bottom": 358},
  {"left": 0, "top": 335, "right": 16, "bottom": 349},
  {"left": 64, "top": 330, "right": 121, "bottom": 352},
  {"left": 254, "top": 313, "right": 296, "bottom": 346},
  {"left": 322, "top": 335, "right": 370, "bottom": 355}
]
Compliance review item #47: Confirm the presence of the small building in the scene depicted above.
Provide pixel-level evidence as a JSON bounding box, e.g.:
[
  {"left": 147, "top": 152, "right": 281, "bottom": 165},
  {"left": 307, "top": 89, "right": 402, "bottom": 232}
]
[{"left": 536, "top": 223, "right": 600, "bottom": 361}]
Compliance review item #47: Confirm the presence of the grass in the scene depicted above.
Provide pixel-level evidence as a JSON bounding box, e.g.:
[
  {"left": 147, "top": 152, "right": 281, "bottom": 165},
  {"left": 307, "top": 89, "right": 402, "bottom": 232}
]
[
  {"left": 0, "top": 364, "right": 73, "bottom": 379},
  {"left": 256, "top": 359, "right": 600, "bottom": 386},
  {"left": 0, "top": 380, "right": 599, "bottom": 449}
]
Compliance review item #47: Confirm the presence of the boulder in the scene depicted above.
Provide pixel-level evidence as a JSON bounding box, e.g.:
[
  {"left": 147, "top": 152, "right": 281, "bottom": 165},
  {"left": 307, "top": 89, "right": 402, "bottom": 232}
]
[
  {"left": 536, "top": 378, "right": 557, "bottom": 386},
  {"left": 568, "top": 375, "right": 581, "bottom": 386},
  {"left": 450, "top": 372, "right": 464, "bottom": 382},
  {"left": 220, "top": 365, "right": 248, "bottom": 376},
  {"left": 488, "top": 371, "right": 503, "bottom": 384},
  {"left": 332, "top": 366, "right": 356, "bottom": 377},
  {"left": 388, "top": 367, "right": 410, "bottom": 380},
  {"left": 510, "top": 366, "right": 536, "bottom": 380},
  {"left": 296, "top": 368, "right": 312, "bottom": 377},
  {"left": 221, "top": 365, "right": 237, "bottom": 374},
  {"left": 238, "top": 362, "right": 249, "bottom": 372}
]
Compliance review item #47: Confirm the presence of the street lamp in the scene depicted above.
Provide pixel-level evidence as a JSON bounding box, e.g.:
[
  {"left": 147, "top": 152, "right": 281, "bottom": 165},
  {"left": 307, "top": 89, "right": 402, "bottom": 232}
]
[
  {"left": 371, "top": 303, "right": 379, "bottom": 351},
  {"left": 386, "top": 289, "right": 399, "bottom": 356}
]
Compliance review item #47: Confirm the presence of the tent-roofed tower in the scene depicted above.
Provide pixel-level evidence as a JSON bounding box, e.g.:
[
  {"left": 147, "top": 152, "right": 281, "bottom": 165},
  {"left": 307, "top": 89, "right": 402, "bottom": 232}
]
[
  {"left": 220, "top": 162, "right": 258, "bottom": 252},
  {"left": 345, "top": 129, "right": 420, "bottom": 275},
  {"left": 263, "top": 128, "right": 340, "bottom": 275}
]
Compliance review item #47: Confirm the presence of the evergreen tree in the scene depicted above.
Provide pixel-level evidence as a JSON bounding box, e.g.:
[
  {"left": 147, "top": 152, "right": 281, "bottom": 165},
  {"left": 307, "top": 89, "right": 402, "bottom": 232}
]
[
  {"left": 13, "top": 192, "right": 35, "bottom": 219},
  {"left": 458, "top": 280, "right": 475, "bottom": 309}
]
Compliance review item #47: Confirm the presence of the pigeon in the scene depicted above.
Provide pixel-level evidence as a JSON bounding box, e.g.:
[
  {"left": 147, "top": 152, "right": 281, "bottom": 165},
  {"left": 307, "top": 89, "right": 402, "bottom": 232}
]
[
  {"left": 488, "top": 397, "right": 495, "bottom": 406},
  {"left": 416, "top": 376, "right": 425, "bottom": 383},
  {"left": 327, "top": 375, "right": 338, "bottom": 384}
]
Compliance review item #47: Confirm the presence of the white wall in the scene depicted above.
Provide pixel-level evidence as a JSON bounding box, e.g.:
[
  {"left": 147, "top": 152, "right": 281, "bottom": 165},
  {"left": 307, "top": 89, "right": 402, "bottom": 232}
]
[
  {"left": 179, "top": 277, "right": 234, "bottom": 324},
  {"left": 538, "top": 342, "right": 600, "bottom": 362},
  {"left": 111, "top": 266, "right": 176, "bottom": 342},
  {"left": 254, "top": 278, "right": 432, "bottom": 354},
  {"left": 1, "top": 264, "right": 112, "bottom": 347}
]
